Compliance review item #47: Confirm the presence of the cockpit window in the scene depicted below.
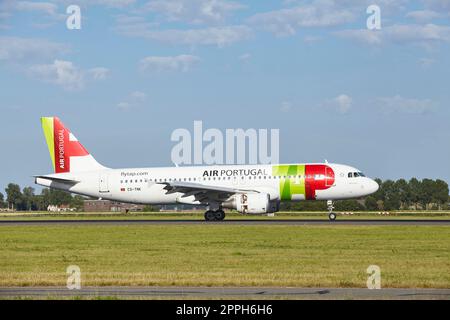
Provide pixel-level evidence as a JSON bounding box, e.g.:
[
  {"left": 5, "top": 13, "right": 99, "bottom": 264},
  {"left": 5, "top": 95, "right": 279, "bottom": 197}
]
[
  {"left": 353, "top": 172, "right": 360, "bottom": 177},
  {"left": 348, "top": 172, "right": 353, "bottom": 178},
  {"left": 358, "top": 172, "right": 365, "bottom": 177}
]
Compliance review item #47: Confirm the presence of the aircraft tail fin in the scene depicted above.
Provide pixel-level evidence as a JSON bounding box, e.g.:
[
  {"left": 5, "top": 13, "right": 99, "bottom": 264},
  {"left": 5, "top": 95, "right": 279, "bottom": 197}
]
[{"left": 41, "top": 117, "right": 106, "bottom": 173}]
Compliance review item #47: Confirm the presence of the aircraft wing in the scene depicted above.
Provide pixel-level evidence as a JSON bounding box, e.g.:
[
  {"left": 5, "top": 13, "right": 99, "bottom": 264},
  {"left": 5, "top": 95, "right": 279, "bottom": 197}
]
[{"left": 160, "top": 181, "right": 260, "bottom": 203}]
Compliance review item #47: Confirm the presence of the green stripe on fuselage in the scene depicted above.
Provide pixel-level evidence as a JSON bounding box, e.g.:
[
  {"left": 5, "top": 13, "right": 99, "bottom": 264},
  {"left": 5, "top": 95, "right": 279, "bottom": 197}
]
[{"left": 272, "top": 165, "right": 305, "bottom": 201}]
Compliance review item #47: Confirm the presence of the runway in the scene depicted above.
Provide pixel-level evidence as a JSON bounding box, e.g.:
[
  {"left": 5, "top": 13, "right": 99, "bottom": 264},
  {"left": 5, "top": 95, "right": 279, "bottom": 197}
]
[
  {"left": 0, "top": 219, "right": 449, "bottom": 226},
  {"left": 0, "top": 286, "right": 449, "bottom": 299}
]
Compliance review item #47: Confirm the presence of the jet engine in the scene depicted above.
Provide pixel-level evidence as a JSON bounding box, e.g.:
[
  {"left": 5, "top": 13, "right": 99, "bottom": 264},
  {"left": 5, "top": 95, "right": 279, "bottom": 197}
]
[{"left": 223, "top": 193, "right": 270, "bottom": 214}]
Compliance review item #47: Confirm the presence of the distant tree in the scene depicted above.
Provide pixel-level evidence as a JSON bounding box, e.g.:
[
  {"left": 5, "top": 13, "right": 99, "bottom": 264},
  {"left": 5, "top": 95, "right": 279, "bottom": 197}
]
[
  {"left": 5, "top": 183, "right": 22, "bottom": 210},
  {"left": 395, "top": 179, "right": 410, "bottom": 208},
  {"left": 381, "top": 180, "right": 401, "bottom": 210},
  {"left": 431, "top": 179, "right": 449, "bottom": 210},
  {"left": 364, "top": 196, "right": 379, "bottom": 211},
  {"left": 22, "top": 187, "right": 36, "bottom": 211},
  {"left": 335, "top": 200, "right": 365, "bottom": 211},
  {"left": 0, "top": 192, "right": 5, "bottom": 208},
  {"left": 142, "top": 205, "right": 157, "bottom": 212},
  {"left": 41, "top": 188, "right": 73, "bottom": 207},
  {"left": 419, "top": 179, "right": 435, "bottom": 210},
  {"left": 71, "top": 195, "right": 85, "bottom": 211},
  {"left": 408, "top": 178, "right": 421, "bottom": 209}
]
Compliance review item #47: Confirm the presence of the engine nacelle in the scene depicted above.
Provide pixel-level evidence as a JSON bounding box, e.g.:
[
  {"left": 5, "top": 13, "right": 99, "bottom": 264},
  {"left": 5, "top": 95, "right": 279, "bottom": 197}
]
[{"left": 235, "top": 193, "right": 270, "bottom": 214}]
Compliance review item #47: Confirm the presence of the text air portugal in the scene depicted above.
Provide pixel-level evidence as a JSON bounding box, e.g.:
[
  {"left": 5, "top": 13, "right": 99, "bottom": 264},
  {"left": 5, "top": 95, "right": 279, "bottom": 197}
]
[{"left": 53, "top": 118, "right": 89, "bottom": 173}]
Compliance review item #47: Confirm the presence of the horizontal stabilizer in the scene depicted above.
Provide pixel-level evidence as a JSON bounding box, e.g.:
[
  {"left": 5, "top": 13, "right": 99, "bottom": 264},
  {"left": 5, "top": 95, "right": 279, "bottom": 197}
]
[{"left": 33, "top": 175, "right": 80, "bottom": 184}]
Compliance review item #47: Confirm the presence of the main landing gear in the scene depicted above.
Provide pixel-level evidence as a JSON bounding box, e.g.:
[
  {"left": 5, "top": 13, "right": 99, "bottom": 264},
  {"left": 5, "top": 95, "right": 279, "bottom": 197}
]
[
  {"left": 327, "top": 200, "right": 336, "bottom": 221},
  {"left": 204, "top": 209, "right": 225, "bottom": 221}
]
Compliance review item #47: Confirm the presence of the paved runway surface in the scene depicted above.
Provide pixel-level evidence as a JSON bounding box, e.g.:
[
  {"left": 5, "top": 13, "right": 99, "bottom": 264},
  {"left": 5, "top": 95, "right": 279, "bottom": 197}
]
[
  {"left": 0, "top": 219, "right": 449, "bottom": 226},
  {"left": 0, "top": 286, "right": 449, "bottom": 299}
]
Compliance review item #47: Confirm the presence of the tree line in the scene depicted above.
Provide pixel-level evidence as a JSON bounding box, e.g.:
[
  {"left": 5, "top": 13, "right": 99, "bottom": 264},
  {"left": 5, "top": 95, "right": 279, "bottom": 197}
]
[
  {"left": 281, "top": 178, "right": 449, "bottom": 211},
  {"left": 0, "top": 183, "right": 84, "bottom": 211},
  {"left": 0, "top": 178, "right": 449, "bottom": 212}
]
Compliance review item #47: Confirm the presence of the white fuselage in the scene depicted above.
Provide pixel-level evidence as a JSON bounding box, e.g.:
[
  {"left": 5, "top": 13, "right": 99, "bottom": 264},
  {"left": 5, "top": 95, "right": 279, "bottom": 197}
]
[{"left": 36, "top": 163, "right": 379, "bottom": 207}]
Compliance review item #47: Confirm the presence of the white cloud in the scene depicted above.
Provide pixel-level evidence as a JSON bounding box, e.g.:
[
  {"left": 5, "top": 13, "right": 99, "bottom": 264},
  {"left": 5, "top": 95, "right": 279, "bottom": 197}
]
[
  {"left": 238, "top": 53, "right": 251, "bottom": 61},
  {"left": 130, "top": 90, "right": 147, "bottom": 101},
  {"left": 247, "top": 4, "right": 355, "bottom": 36},
  {"left": 29, "top": 60, "right": 84, "bottom": 90},
  {"left": 144, "top": 0, "right": 245, "bottom": 24},
  {"left": 0, "top": 36, "right": 69, "bottom": 62},
  {"left": 406, "top": 10, "right": 443, "bottom": 23},
  {"left": 335, "top": 29, "right": 383, "bottom": 45},
  {"left": 88, "top": 67, "right": 110, "bottom": 80},
  {"left": 422, "top": 0, "right": 450, "bottom": 12},
  {"left": 320, "top": 94, "right": 353, "bottom": 114},
  {"left": 12, "top": 1, "right": 66, "bottom": 26},
  {"left": 28, "top": 60, "right": 108, "bottom": 90},
  {"left": 56, "top": 0, "right": 136, "bottom": 8},
  {"left": 15, "top": 1, "right": 58, "bottom": 16},
  {"left": 117, "top": 91, "right": 148, "bottom": 111},
  {"left": 333, "top": 94, "right": 353, "bottom": 114},
  {"left": 419, "top": 57, "right": 436, "bottom": 68},
  {"left": 303, "top": 35, "right": 321, "bottom": 43},
  {"left": 116, "top": 22, "right": 252, "bottom": 47},
  {"left": 376, "top": 95, "right": 436, "bottom": 114},
  {"left": 335, "top": 24, "right": 450, "bottom": 47},
  {"left": 280, "top": 101, "right": 292, "bottom": 113},
  {"left": 139, "top": 55, "right": 200, "bottom": 72},
  {"left": 94, "top": 0, "right": 136, "bottom": 7},
  {"left": 117, "top": 102, "right": 131, "bottom": 110}
]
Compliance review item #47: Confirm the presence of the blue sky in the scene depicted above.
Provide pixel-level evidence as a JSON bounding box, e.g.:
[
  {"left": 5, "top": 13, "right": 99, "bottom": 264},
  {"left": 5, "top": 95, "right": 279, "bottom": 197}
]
[{"left": 1, "top": 0, "right": 450, "bottom": 190}]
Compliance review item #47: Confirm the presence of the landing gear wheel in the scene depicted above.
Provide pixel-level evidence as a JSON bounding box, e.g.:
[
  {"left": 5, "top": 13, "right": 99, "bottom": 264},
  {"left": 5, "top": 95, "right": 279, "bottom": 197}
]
[
  {"left": 215, "top": 210, "right": 225, "bottom": 221},
  {"left": 328, "top": 212, "right": 336, "bottom": 221},
  {"left": 204, "top": 210, "right": 217, "bottom": 221}
]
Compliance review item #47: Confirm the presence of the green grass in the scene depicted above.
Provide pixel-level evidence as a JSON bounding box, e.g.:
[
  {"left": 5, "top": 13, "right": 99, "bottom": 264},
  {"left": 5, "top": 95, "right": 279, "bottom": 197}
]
[
  {"left": 1, "top": 210, "right": 450, "bottom": 220},
  {"left": 0, "top": 225, "right": 449, "bottom": 288}
]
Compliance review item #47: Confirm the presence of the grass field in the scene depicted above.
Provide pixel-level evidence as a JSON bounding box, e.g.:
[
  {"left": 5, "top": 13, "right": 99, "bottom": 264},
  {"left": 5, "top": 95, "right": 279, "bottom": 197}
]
[
  {"left": 0, "top": 224, "right": 449, "bottom": 288},
  {"left": 1, "top": 210, "right": 450, "bottom": 220}
]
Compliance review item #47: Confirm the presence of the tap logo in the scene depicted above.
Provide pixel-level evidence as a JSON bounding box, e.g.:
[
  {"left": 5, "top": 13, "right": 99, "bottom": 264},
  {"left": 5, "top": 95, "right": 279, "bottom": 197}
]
[
  {"left": 41, "top": 117, "right": 89, "bottom": 173},
  {"left": 58, "top": 129, "right": 65, "bottom": 170},
  {"left": 273, "top": 164, "right": 335, "bottom": 200}
]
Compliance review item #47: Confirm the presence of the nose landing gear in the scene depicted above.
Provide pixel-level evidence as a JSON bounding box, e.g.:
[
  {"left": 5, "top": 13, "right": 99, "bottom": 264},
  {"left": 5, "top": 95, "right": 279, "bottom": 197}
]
[{"left": 327, "top": 200, "right": 336, "bottom": 221}]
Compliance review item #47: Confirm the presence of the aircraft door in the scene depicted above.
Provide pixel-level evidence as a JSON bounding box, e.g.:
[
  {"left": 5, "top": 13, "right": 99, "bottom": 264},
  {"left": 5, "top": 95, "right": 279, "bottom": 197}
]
[{"left": 99, "top": 173, "right": 110, "bottom": 193}]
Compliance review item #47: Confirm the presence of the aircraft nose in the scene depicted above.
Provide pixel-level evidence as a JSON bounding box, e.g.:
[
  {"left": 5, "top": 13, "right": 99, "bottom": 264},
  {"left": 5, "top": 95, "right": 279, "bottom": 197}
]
[{"left": 367, "top": 179, "right": 379, "bottom": 194}]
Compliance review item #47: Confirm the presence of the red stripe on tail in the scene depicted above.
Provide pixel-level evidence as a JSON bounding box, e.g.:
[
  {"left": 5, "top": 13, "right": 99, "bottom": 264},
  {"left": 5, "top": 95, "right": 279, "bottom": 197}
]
[{"left": 53, "top": 118, "right": 89, "bottom": 173}]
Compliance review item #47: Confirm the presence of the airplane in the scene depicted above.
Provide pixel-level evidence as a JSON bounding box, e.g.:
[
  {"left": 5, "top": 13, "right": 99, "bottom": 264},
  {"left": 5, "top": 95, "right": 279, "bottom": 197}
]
[{"left": 34, "top": 117, "right": 379, "bottom": 221}]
